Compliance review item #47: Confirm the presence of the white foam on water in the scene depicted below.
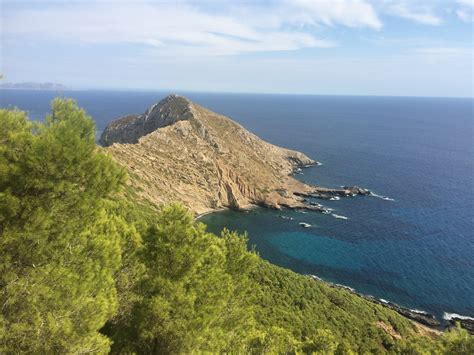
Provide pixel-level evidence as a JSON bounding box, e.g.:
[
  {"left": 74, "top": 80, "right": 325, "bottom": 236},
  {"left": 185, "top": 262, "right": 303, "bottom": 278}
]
[
  {"left": 410, "top": 309, "right": 428, "bottom": 315},
  {"left": 335, "top": 283, "right": 355, "bottom": 292},
  {"left": 370, "top": 192, "right": 395, "bottom": 201},
  {"left": 332, "top": 214, "right": 349, "bottom": 220},
  {"left": 443, "top": 312, "right": 474, "bottom": 321},
  {"left": 309, "top": 274, "right": 323, "bottom": 281}
]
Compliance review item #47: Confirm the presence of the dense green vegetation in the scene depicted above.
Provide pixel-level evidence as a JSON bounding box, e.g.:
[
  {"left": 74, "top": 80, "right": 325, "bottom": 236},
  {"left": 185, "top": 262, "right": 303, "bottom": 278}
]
[{"left": 1, "top": 99, "right": 472, "bottom": 353}]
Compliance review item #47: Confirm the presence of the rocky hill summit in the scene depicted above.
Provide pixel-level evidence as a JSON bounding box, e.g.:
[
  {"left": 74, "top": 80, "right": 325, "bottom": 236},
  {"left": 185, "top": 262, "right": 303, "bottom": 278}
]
[
  {"left": 102, "top": 94, "right": 368, "bottom": 215},
  {"left": 100, "top": 94, "right": 194, "bottom": 146}
]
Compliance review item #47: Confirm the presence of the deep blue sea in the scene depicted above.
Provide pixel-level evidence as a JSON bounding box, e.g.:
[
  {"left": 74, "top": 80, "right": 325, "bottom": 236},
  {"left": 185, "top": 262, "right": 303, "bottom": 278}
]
[{"left": 1, "top": 89, "right": 473, "bottom": 321}]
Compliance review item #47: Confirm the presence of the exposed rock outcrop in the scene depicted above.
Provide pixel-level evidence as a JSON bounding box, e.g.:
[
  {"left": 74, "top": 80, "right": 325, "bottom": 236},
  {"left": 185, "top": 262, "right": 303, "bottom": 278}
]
[
  {"left": 100, "top": 94, "right": 194, "bottom": 146},
  {"left": 102, "top": 94, "right": 366, "bottom": 215},
  {"left": 444, "top": 314, "right": 474, "bottom": 334},
  {"left": 308, "top": 275, "right": 442, "bottom": 330}
]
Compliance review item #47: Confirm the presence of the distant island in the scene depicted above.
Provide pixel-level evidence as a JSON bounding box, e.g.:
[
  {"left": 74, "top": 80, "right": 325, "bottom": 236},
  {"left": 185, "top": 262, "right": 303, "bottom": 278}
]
[{"left": 0, "top": 82, "right": 68, "bottom": 90}]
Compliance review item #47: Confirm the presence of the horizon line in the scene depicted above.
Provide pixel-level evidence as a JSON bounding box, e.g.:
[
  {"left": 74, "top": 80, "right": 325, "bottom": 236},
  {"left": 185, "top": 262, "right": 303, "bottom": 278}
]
[{"left": 1, "top": 86, "right": 473, "bottom": 100}]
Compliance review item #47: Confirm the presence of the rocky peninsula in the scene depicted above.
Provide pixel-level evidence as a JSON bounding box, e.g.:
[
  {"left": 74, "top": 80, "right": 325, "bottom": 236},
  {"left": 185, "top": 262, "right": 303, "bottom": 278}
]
[
  {"left": 101, "top": 94, "right": 371, "bottom": 215},
  {"left": 101, "top": 94, "right": 474, "bottom": 335}
]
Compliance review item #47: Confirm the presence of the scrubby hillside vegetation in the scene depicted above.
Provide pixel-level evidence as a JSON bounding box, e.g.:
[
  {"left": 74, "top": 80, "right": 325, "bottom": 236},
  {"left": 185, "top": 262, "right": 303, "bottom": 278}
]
[{"left": 1, "top": 99, "right": 472, "bottom": 354}]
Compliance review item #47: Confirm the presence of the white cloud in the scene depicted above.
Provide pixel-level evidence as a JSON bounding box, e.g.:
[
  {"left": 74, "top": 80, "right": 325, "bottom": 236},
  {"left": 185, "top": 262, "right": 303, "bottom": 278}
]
[
  {"left": 1, "top": 0, "right": 384, "bottom": 56},
  {"left": 456, "top": 0, "right": 474, "bottom": 22},
  {"left": 413, "top": 47, "right": 473, "bottom": 56},
  {"left": 384, "top": 2, "right": 442, "bottom": 25},
  {"left": 283, "top": 0, "right": 382, "bottom": 29},
  {"left": 456, "top": 10, "right": 473, "bottom": 22},
  {"left": 457, "top": 0, "right": 474, "bottom": 8}
]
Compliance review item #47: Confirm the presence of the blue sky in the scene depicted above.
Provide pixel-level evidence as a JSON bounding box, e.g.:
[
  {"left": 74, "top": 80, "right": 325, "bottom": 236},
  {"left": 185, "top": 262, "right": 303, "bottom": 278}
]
[{"left": 1, "top": 0, "right": 473, "bottom": 97}]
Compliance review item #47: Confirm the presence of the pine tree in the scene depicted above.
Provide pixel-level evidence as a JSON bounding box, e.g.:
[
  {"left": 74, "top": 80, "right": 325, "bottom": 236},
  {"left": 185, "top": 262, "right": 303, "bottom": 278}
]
[
  {"left": 0, "top": 99, "right": 126, "bottom": 353},
  {"left": 112, "top": 204, "right": 259, "bottom": 353},
  {"left": 2, "top": 99, "right": 473, "bottom": 354}
]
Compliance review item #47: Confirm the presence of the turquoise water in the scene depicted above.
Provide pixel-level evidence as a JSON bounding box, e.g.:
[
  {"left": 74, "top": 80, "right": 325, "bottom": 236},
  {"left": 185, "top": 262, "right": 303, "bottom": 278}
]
[{"left": 1, "top": 90, "right": 473, "bottom": 320}]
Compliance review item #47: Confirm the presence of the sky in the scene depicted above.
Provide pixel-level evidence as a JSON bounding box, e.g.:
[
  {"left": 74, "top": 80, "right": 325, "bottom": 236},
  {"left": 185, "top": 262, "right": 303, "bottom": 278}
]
[{"left": 1, "top": 0, "right": 473, "bottom": 97}]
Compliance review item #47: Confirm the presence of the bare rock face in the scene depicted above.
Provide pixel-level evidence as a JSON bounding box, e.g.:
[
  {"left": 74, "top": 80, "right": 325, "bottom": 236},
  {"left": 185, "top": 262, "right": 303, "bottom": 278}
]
[
  {"left": 103, "top": 94, "right": 323, "bottom": 214},
  {"left": 100, "top": 94, "right": 194, "bottom": 146}
]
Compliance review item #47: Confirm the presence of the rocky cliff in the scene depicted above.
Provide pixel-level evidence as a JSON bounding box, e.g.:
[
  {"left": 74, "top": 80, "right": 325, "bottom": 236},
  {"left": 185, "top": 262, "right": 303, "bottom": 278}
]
[
  {"left": 100, "top": 95, "right": 195, "bottom": 146},
  {"left": 102, "top": 94, "right": 365, "bottom": 215}
]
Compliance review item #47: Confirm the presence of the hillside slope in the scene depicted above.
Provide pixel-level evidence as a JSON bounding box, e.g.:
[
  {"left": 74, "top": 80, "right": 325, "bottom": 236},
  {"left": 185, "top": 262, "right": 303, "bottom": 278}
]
[
  {"left": 3, "top": 99, "right": 471, "bottom": 354},
  {"left": 102, "top": 94, "right": 320, "bottom": 214}
]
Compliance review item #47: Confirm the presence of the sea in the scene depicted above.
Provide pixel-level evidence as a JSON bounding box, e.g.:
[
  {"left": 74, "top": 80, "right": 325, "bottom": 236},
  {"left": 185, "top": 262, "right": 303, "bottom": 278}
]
[{"left": 1, "top": 89, "right": 473, "bottom": 322}]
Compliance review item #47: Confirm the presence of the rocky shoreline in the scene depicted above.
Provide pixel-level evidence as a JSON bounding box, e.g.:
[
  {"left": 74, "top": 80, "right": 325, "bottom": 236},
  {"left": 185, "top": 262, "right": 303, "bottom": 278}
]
[
  {"left": 308, "top": 275, "right": 474, "bottom": 334},
  {"left": 102, "top": 95, "right": 473, "bottom": 337},
  {"left": 275, "top": 161, "right": 376, "bottom": 214},
  {"left": 291, "top": 184, "right": 372, "bottom": 213},
  {"left": 104, "top": 94, "right": 381, "bottom": 217},
  {"left": 307, "top": 275, "right": 441, "bottom": 328},
  {"left": 196, "top": 200, "right": 474, "bottom": 335},
  {"left": 443, "top": 313, "right": 474, "bottom": 334},
  {"left": 194, "top": 207, "right": 229, "bottom": 220},
  {"left": 192, "top": 159, "right": 378, "bottom": 218}
]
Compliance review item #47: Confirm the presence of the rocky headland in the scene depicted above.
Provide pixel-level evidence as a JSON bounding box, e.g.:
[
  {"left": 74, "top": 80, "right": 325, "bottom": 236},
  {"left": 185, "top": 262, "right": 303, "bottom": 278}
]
[
  {"left": 101, "top": 94, "right": 474, "bottom": 334},
  {"left": 101, "top": 94, "right": 372, "bottom": 215}
]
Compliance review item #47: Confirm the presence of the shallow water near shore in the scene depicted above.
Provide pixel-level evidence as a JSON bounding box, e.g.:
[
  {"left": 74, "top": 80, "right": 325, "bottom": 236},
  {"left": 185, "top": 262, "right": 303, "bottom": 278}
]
[{"left": 2, "top": 89, "right": 473, "bottom": 321}]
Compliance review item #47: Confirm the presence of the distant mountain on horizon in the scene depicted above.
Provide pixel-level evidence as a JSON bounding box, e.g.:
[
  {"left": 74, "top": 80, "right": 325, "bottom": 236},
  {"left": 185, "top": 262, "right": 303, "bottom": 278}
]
[{"left": 0, "top": 82, "right": 68, "bottom": 90}]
